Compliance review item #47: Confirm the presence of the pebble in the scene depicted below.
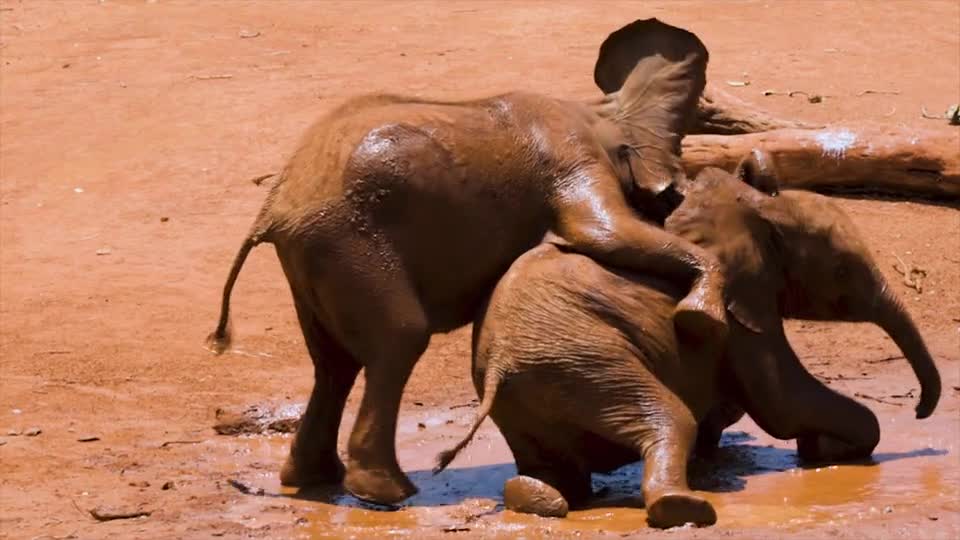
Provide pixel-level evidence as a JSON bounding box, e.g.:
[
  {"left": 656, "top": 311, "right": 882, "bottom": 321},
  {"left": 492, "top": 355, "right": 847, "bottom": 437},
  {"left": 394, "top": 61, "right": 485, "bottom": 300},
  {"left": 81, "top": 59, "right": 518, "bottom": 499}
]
[
  {"left": 77, "top": 435, "right": 100, "bottom": 442},
  {"left": 24, "top": 427, "right": 41, "bottom": 437}
]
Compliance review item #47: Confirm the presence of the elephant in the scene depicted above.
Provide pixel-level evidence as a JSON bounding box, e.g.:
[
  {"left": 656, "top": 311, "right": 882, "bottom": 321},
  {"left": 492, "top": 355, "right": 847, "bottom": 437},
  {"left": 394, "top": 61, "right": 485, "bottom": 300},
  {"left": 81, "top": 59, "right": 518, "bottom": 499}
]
[
  {"left": 205, "top": 19, "right": 731, "bottom": 504},
  {"left": 434, "top": 153, "right": 941, "bottom": 528}
]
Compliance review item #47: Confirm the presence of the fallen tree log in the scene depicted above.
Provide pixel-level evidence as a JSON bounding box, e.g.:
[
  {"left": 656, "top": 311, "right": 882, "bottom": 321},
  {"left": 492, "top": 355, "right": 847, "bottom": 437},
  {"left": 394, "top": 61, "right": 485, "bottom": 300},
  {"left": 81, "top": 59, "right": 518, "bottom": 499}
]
[
  {"left": 693, "top": 86, "right": 823, "bottom": 135},
  {"left": 682, "top": 125, "right": 960, "bottom": 200}
]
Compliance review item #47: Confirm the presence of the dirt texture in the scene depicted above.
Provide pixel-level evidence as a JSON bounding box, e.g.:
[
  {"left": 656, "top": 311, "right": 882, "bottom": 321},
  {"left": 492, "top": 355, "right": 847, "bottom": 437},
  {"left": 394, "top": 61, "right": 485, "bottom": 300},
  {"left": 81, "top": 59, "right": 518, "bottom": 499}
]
[{"left": 1, "top": 1, "right": 958, "bottom": 539}]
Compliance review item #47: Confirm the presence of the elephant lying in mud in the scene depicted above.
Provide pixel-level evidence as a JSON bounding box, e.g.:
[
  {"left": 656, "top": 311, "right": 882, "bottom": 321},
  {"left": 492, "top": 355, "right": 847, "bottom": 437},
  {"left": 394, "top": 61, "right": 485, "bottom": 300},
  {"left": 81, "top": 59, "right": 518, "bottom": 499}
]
[
  {"left": 206, "top": 19, "right": 727, "bottom": 504},
  {"left": 435, "top": 155, "right": 941, "bottom": 528}
]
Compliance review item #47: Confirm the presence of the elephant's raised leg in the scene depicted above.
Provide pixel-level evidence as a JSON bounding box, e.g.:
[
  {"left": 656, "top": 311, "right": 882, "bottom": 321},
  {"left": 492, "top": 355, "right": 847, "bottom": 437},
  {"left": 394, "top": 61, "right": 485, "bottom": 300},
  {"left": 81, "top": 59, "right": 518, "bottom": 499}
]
[{"left": 551, "top": 166, "right": 727, "bottom": 340}]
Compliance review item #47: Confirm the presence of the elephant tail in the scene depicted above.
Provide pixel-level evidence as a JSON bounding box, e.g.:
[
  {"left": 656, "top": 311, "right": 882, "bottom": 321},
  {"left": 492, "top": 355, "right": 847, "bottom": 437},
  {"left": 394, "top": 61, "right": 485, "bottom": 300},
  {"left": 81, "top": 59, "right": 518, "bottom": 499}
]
[
  {"left": 204, "top": 210, "right": 274, "bottom": 355},
  {"left": 433, "top": 368, "right": 502, "bottom": 474}
]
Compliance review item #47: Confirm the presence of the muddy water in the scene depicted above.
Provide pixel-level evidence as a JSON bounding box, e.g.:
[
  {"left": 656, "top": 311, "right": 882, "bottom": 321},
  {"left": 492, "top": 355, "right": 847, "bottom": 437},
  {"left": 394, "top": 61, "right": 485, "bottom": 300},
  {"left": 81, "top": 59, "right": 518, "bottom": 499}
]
[{"left": 218, "top": 406, "right": 958, "bottom": 538}]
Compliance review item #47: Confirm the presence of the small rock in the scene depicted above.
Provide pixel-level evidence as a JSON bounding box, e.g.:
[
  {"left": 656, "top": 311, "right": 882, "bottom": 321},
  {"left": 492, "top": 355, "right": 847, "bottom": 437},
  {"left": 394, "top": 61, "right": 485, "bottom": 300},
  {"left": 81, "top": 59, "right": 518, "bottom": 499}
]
[
  {"left": 162, "top": 481, "right": 175, "bottom": 490},
  {"left": 74, "top": 187, "right": 84, "bottom": 193},
  {"left": 77, "top": 435, "right": 100, "bottom": 442},
  {"left": 6, "top": 429, "right": 20, "bottom": 436},
  {"left": 0, "top": 439, "right": 7, "bottom": 446},
  {"left": 62, "top": 62, "right": 71, "bottom": 68},
  {"left": 159, "top": 216, "right": 169, "bottom": 223},
  {"left": 11, "top": 409, "right": 21, "bottom": 415},
  {"left": 89, "top": 506, "right": 152, "bottom": 521},
  {"left": 883, "top": 505, "right": 893, "bottom": 514},
  {"left": 24, "top": 427, "right": 41, "bottom": 437},
  {"left": 416, "top": 422, "right": 426, "bottom": 430},
  {"left": 928, "top": 515, "right": 939, "bottom": 521},
  {"left": 238, "top": 29, "right": 260, "bottom": 39},
  {"left": 96, "top": 247, "right": 112, "bottom": 256},
  {"left": 129, "top": 481, "right": 151, "bottom": 488}
]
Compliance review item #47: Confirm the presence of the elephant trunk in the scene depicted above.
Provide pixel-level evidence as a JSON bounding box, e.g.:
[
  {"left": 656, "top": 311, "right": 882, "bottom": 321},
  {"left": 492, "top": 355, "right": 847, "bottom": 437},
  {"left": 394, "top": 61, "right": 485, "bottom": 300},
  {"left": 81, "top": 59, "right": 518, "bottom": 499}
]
[{"left": 876, "top": 292, "right": 941, "bottom": 419}]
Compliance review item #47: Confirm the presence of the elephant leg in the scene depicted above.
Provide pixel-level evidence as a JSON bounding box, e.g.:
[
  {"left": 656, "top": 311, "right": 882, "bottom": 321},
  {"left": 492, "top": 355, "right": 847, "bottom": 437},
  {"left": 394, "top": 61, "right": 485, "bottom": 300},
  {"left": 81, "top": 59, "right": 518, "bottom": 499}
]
[
  {"left": 550, "top": 169, "right": 726, "bottom": 340},
  {"left": 278, "top": 234, "right": 430, "bottom": 505},
  {"left": 641, "top": 417, "right": 717, "bottom": 529},
  {"left": 797, "top": 433, "right": 873, "bottom": 463},
  {"left": 280, "top": 294, "right": 360, "bottom": 487},
  {"left": 582, "top": 391, "right": 716, "bottom": 528},
  {"left": 495, "top": 411, "right": 592, "bottom": 515},
  {"left": 338, "top": 273, "right": 430, "bottom": 505},
  {"left": 503, "top": 475, "right": 571, "bottom": 518},
  {"left": 727, "top": 329, "right": 880, "bottom": 462},
  {"left": 695, "top": 401, "right": 745, "bottom": 458}
]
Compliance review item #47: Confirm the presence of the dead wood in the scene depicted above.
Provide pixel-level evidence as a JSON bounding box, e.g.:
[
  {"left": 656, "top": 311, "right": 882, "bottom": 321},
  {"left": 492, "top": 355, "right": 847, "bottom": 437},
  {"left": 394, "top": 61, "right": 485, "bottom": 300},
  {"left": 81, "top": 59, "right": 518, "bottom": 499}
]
[{"left": 682, "top": 125, "right": 960, "bottom": 199}]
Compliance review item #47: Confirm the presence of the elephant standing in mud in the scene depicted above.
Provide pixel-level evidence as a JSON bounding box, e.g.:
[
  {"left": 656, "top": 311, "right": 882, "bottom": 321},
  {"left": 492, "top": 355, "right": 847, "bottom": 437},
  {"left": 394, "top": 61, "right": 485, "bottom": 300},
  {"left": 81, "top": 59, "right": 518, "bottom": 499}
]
[
  {"left": 435, "top": 157, "right": 941, "bottom": 528},
  {"left": 206, "top": 19, "right": 726, "bottom": 504}
]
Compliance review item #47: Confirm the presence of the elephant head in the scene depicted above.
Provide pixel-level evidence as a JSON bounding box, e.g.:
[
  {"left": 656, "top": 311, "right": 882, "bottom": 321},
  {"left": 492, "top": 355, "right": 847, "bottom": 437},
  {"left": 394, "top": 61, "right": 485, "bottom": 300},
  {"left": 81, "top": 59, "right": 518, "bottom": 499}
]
[
  {"left": 588, "top": 18, "right": 708, "bottom": 209},
  {"left": 666, "top": 154, "right": 940, "bottom": 458}
]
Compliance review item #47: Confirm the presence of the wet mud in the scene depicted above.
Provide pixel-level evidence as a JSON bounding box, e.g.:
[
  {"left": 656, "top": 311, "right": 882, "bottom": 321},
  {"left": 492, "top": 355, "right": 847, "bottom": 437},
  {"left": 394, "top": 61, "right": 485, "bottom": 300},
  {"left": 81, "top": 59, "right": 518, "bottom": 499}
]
[{"left": 209, "top": 402, "right": 959, "bottom": 539}]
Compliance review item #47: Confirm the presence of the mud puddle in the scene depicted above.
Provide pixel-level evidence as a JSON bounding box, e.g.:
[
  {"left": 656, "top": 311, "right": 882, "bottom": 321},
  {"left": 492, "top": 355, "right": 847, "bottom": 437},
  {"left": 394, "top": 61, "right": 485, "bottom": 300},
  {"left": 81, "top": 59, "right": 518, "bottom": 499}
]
[{"left": 213, "top": 404, "right": 959, "bottom": 538}]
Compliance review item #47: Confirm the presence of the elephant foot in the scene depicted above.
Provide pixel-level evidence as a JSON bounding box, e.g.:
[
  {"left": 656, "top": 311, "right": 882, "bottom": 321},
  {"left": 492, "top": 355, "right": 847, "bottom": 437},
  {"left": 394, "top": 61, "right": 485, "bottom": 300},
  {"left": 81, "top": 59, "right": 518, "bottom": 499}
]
[
  {"left": 647, "top": 491, "right": 717, "bottom": 529},
  {"left": 343, "top": 462, "right": 418, "bottom": 505},
  {"left": 674, "top": 292, "right": 727, "bottom": 343},
  {"left": 797, "top": 434, "right": 873, "bottom": 463},
  {"left": 503, "top": 475, "right": 569, "bottom": 518},
  {"left": 279, "top": 452, "right": 345, "bottom": 487}
]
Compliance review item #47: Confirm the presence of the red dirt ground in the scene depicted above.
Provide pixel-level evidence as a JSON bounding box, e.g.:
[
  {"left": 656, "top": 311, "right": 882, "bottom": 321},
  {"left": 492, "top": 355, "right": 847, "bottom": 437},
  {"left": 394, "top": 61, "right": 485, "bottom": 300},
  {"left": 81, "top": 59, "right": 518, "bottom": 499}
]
[{"left": 1, "top": 1, "right": 958, "bottom": 539}]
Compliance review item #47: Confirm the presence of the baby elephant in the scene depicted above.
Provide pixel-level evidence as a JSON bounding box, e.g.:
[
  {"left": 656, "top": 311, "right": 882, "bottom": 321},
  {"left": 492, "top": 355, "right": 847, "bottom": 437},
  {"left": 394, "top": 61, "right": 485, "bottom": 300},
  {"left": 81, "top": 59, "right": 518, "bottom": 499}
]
[{"left": 435, "top": 153, "right": 940, "bottom": 528}]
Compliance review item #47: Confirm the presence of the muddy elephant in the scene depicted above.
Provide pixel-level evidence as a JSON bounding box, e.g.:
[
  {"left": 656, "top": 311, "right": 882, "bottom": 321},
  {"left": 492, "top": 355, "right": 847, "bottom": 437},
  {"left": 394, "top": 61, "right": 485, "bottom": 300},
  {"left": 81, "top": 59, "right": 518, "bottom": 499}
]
[
  {"left": 435, "top": 155, "right": 941, "bottom": 528},
  {"left": 205, "top": 19, "right": 728, "bottom": 504}
]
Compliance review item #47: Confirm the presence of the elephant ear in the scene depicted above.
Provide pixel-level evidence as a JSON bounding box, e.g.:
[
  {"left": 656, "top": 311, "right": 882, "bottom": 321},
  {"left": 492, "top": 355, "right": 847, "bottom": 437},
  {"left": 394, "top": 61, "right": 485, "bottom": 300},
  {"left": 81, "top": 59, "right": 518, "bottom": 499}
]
[
  {"left": 736, "top": 149, "right": 780, "bottom": 196},
  {"left": 593, "top": 18, "right": 708, "bottom": 194}
]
